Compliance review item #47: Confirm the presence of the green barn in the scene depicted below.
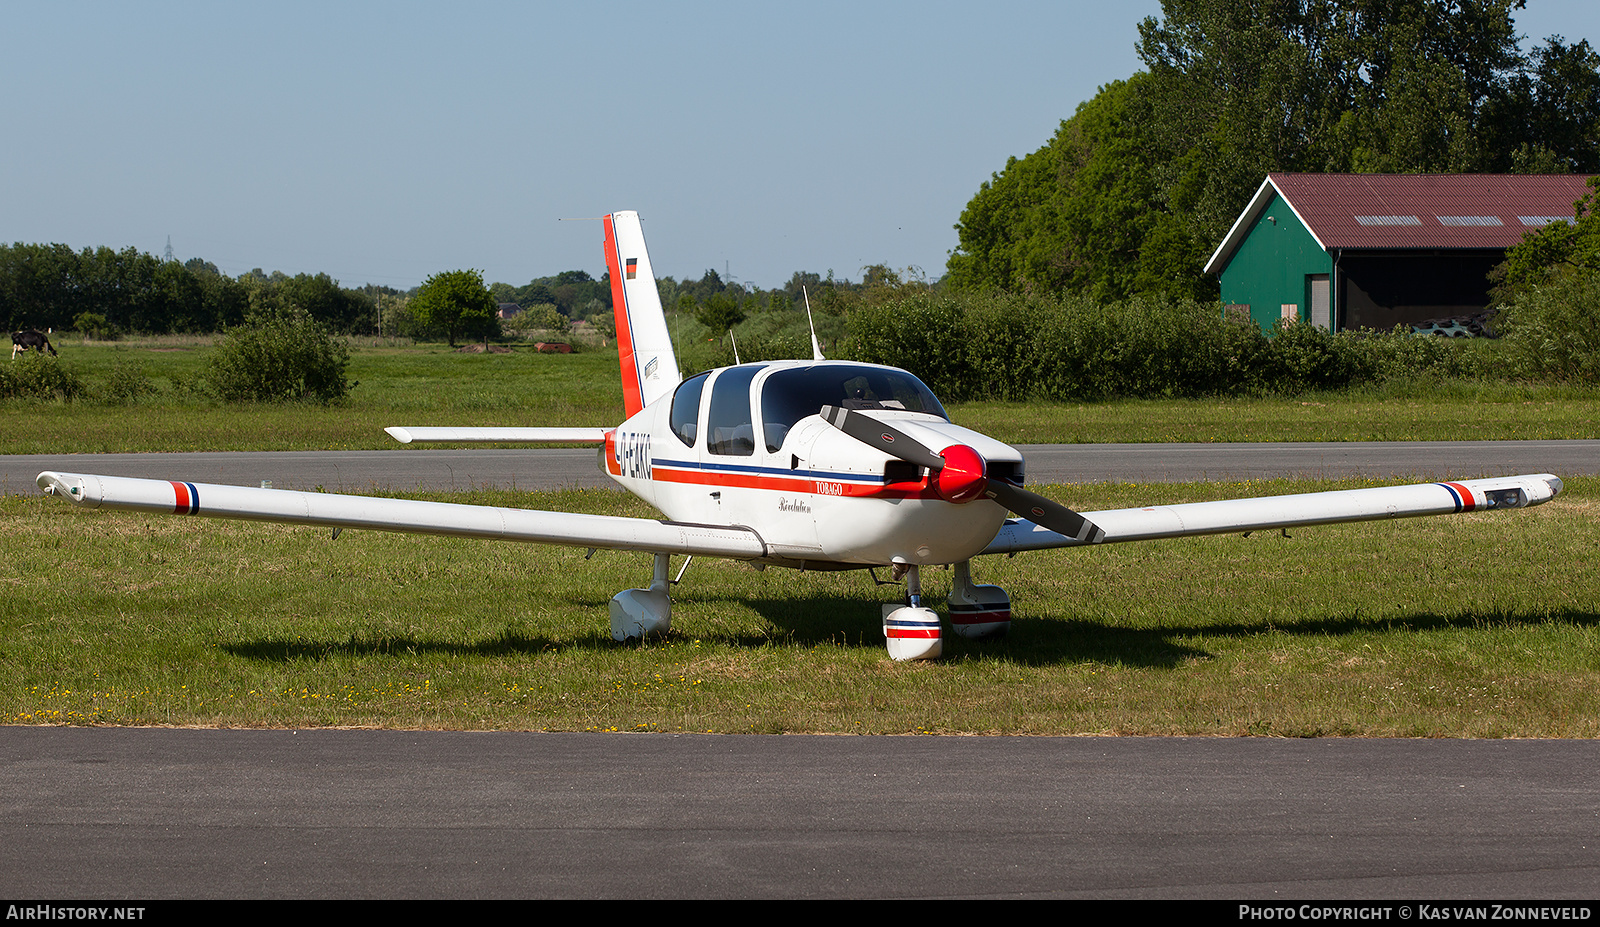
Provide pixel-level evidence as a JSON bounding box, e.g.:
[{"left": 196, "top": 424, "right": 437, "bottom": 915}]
[{"left": 1204, "top": 173, "right": 1592, "bottom": 333}]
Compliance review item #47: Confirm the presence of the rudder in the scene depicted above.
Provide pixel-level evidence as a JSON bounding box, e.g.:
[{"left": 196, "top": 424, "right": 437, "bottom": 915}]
[{"left": 603, "top": 211, "right": 682, "bottom": 417}]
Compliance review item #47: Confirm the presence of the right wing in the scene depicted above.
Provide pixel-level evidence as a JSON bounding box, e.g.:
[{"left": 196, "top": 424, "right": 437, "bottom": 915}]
[
  {"left": 984, "top": 474, "right": 1563, "bottom": 554},
  {"left": 36, "top": 471, "right": 765, "bottom": 559},
  {"left": 385, "top": 427, "right": 608, "bottom": 445}
]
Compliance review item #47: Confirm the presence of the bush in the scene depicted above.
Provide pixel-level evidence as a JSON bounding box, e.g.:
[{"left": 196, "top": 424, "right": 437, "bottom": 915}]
[
  {"left": 1256, "top": 319, "right": 1374, "bottom": 394},
  {"left": 502, "top": 303, "right": 569, "bottom": 337},
  {"left": 846, "top": 291, "right": 1275, "bottom": 401},
  {"left": 100, "top": 361, "right": 158, "bottom": 403},
  {"left": 204, "top": 309, "right": 351, "bottom": 403},
  {"left": 1494, "top": 273, "right": 1600, "bottom": 383},
  {"left": 1352, "top": 326, "right": 1495, "bottom": 383},
  {"left": 0, "top": 354, "right": 85, "bottom": 401}
]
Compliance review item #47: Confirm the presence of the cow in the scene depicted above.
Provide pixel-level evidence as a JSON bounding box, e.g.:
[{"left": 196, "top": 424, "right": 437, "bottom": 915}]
[{"left": 12, "top": 329, "right": 57, "bottom": 359}]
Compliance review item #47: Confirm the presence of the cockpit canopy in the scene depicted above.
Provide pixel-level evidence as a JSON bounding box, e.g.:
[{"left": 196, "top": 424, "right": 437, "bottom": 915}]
[
  {"left": 760, "top": 364, "right": 946, "bottom": 452},
  {"left": 669, "top": 362, "right": 948, "bottom": 455}
]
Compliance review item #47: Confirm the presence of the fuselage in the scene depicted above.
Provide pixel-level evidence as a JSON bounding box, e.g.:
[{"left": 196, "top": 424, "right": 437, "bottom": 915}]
[{"left": 601, "top": 360, "right": 1018, "bottom": 568}]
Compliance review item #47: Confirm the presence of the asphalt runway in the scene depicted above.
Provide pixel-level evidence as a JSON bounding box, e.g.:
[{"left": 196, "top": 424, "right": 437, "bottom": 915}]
[
  {"left": 4, "top": 441, "right": 1597, "bottom": 899},
  {"left": 3, "top": 728, "right": 1597, "bottom": 899},
  {"left": 3, "top": 438, "right": 1595, "bottom": 493}
]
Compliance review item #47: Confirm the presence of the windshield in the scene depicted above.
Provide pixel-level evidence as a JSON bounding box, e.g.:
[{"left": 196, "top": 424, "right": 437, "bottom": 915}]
[{"left": 759, "top": 364, "right": 948, "bottom": 452}]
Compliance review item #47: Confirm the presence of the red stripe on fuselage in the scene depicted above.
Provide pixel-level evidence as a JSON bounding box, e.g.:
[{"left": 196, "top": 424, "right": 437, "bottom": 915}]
[
  {"left": 646, "top": 464, "right": 938, "bottom": 499},
  {"left": 603, "top": 214, "right": 645, "bottom": 418}
]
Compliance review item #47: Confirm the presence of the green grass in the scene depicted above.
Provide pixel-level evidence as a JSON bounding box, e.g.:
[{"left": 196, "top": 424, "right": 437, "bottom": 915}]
[
  {"left": 957, "top": 386, "right": 1600, "bottom": 444},
  {"left": 5, "top": 339, "right": 1600, "bottom": 452},
  {"left": 1, "top": 340, "right": 627, "bottom": 453},
  {"left": 5, "top": 478, "right": 1596, "bottom": 735}
]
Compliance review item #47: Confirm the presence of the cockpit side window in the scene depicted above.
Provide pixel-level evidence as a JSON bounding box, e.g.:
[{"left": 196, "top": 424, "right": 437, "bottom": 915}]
[
  {"left": 707, "top": 366, "right": 763, "bottom": 456},
  {"left": 760, "top": 365, "right": 947, "bottom": 452},
  {"left": 669, "top": 372, "right": 710, "bottom": 447}
]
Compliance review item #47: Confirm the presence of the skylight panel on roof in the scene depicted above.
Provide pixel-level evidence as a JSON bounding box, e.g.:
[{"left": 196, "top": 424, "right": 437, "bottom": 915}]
[
  {"left": 1519, "top": 216, "right": 1575, "bottom": 227},
  {"left": 1436, "top": 215, "right": 1503, "bottom": 226},
  {"left": 1355, "top": 215, "right": 1422, "bottom": 226}
]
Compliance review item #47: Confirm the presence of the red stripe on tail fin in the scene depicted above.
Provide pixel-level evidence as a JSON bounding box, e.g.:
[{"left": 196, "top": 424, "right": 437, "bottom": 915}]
[{"left": 603, "top": 213, "right": 646, "bottom": 418}]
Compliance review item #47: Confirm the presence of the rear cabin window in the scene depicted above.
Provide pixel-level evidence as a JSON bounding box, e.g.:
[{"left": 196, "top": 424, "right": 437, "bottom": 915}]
[
  {"left": 759, "top": 365, "right": 948, "bottom": 452},
  {"left": 707, "top": 365, "right": 764, "bottom": 456},
  {"left": 669, "top": 372, "right": 710, "bottom": 447}
]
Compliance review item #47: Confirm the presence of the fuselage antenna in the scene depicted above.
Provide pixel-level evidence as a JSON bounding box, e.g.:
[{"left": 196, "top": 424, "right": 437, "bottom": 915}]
[{"left": 803, "top": 287, "right": 825, "bottom": 361}]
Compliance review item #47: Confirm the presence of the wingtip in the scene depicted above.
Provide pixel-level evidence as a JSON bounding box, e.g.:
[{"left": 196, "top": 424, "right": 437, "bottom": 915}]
[
  {"left": 384, "top": 427, "right": 413, "bottom": 445},
  {"left": 36, "top": 471, "right": 88, "bottom": 503}
]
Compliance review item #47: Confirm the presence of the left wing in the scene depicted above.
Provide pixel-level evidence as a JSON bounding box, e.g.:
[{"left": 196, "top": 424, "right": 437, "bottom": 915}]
[
  {"left": 984, "top": 474, "right": 1563, "bottom": 554},
  {"left": 36, "top": 471, "right": 765, "bottom": 559}
]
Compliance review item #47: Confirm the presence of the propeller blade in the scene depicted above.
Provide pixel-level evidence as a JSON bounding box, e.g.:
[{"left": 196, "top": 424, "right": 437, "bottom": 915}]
[
  {"left": 986, "top": 480, "right": 1105, "bottom": 544},
  {"left": 820, "top": 404, "right": 1102, "bottom": 541},
  {"left": 819, "top": 405, "right": 946, "bottom": 471}
]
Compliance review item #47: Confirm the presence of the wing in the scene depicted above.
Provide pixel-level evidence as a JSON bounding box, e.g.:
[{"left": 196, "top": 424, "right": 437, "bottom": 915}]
[
  {"left": 983, "top": 474, "right": 1563, "bottom": 554},
  {"left": 385, "top": 427, "right": 608, "bottom": 444},
  {"left": 36, "top": 471, "right": 765, "bottom": 559}
]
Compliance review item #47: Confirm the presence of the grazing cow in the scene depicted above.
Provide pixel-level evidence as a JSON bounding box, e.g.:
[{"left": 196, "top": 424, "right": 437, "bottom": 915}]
[{"left": 12, "top": 329, "right": 57, "bottom": 359}]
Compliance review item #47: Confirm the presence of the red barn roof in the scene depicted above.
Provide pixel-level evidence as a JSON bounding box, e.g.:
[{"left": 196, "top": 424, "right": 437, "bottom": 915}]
[{"left": 1205, "top": 173, "right": 1594, "bottom": 275}]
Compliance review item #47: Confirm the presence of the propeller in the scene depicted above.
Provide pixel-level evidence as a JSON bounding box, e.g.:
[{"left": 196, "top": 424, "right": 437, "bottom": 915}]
[{"left": 820, "top": 405, "right": 1105, "bottom": 543}]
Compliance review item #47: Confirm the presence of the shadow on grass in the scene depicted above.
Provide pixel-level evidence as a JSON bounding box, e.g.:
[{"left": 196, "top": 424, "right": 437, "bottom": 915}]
[
  {"left": 222, "top": 596, "right": 1600, "bottom": 669},
  {"left": 222, "top": 626, "right": 609, "bottom": 662},
  {"left": 975, "top": 606, "right": 1600, "bottom": 669}
]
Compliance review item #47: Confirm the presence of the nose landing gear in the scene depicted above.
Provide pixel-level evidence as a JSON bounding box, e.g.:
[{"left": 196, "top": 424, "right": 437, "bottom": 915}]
[{"left": 881, "top": 559, "right": 1012, "bottom": 660}]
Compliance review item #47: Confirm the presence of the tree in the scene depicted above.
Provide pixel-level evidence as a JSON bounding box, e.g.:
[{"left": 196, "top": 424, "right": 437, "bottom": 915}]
[
  {"left": 411, "top": 269, "right": 499, "bottom": 347},
  {"left": 949, "top": 0, "right": 1600, "bottom": 300},
  {"left": 1489, "top": 36, "right": 1600, "bottom": 173},
  {"left": 694, "top": 292, "right": 746, "bottom": 342},
  {"left": 1493, "top": 176, "right": 1600, "bottom": 301},
  {"left": 948, "top": 76, "right": 1213, "bottom": 301}
]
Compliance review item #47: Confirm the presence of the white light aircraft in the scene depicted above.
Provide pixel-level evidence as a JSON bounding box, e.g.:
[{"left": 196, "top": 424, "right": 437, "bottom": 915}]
[{"left": 37, "top": 211, "right": 1564, "bottom": 660}]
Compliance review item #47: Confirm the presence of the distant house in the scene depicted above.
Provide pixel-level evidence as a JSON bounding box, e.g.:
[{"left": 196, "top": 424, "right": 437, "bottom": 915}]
[
  {"left": 1204, "top": 173, "right": 1592, "bottom": 333},
  {"left": 497, "top": 303, "right": 523, "bottom": 320}
]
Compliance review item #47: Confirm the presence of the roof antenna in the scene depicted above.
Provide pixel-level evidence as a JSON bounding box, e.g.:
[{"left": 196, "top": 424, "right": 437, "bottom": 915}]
[
  {"left": 803, "top": 287, "right": 825, "bottom": 361},
  {"left": 729, "top": 328, "right": 741, "bottom": 365}
]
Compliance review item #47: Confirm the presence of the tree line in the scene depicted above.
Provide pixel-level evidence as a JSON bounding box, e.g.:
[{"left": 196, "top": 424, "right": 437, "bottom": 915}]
[
  {"left": 946, "top": 0, "right": 1600, "bottom": 303},
  {"left": 0, "top": 243, "right": 402, "bottom": 337},
  {"left": 0, "top": 236, "right": 922, "bottom": 342}
]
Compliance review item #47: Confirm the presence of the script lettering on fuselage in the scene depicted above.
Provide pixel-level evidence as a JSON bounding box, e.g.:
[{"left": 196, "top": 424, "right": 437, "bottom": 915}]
[{"left": 614, "top": 431, "right": 652, "bottom": 480}]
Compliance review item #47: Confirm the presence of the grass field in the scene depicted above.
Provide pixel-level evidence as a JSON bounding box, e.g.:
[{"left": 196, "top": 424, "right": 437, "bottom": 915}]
[
  {"left": 3, "top": 339, "right": 1599, "bottom": 454},
  {"left": 7, "top": 338, "right": 1596, "bottom": 736},
  {"left": 5, "top": 478, "right": 1596, "bottom": 735}
]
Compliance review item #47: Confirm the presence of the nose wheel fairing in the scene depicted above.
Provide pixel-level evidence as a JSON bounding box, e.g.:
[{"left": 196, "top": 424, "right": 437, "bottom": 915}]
[
  {"left": 877, "top": 559, "right": 1013, "bottom": 660},
  {"left": 946, "top": 560, "right": 1012, "bottom": 640}
]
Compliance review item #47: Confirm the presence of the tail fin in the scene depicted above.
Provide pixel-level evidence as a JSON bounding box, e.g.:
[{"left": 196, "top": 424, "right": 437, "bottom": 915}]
[{"left": 603, "top": 211, "right": 682, "bottom": 417}]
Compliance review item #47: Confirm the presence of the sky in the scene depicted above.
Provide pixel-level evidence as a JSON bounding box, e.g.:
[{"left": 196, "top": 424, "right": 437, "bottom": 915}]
[{"left": 3, "top": 1, "right": 1596, "bottom": 292}]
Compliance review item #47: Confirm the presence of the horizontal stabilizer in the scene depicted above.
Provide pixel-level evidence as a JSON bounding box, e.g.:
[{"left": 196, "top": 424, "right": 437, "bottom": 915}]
[
  {"left": 385, "top": 426, "right": 609, "bottom": 445},
  {"left": 983, "top": 474, "right": 1563, "bottom": 553},
  {"left": 36, "top": 471, "right": 765, "bottom": 559}
]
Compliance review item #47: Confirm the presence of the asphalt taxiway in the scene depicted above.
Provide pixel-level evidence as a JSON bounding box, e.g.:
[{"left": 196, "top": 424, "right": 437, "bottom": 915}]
[
  {"left": 3, "top": 439, "right": 1596, "bottom": 493},
  {"left": 3, "top": 728, "right": 1597, "bottom": 899}
]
